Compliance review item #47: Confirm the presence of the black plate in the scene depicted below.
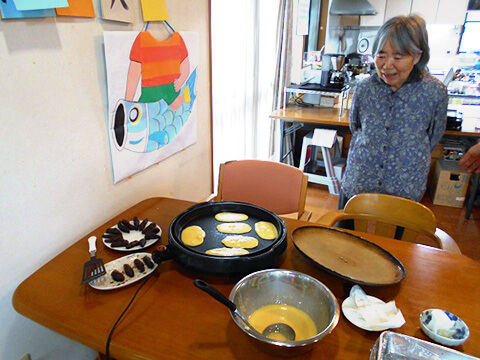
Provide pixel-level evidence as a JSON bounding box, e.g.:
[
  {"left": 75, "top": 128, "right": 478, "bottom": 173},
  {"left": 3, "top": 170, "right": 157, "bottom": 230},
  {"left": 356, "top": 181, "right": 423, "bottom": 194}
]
[
  {"left": 292, "top": 226, "right": 406, "bottom": 286},
  {"left": 169, "top": 201, "right": 287, "bottom": 274}
]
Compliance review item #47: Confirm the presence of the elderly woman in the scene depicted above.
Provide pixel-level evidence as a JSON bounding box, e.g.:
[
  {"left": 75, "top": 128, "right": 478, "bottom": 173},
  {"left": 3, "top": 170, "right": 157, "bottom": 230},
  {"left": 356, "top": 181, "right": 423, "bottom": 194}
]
[{"left": 339, "top": 14, "right": 448, "bottom": 208}]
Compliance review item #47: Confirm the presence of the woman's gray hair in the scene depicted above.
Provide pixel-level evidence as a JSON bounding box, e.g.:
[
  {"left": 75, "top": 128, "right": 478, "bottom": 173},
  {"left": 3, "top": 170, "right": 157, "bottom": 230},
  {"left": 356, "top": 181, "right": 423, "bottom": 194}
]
[{"left": 372, "top": 14, "right": 430, "bottom": 73}]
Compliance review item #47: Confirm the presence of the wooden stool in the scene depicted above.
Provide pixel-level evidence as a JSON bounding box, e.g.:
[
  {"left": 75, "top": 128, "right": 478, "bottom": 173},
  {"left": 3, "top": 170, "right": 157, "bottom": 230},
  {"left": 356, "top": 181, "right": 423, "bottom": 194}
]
[{"left": 298, "top": 130, "right": 345, "bottom": 195}]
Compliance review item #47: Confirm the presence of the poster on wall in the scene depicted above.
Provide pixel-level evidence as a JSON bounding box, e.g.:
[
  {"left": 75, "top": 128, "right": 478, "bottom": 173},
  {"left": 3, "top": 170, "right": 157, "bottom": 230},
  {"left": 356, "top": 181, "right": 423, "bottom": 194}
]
[
  {"left": 56, "top": 0, "right": 95, "bottom": 17},
  {"left": 104, "top": 30, "right": 199, "bottom": 184},
  {"left": 0, "top": 0, "right": 55, "bottom": 18},
  {"left": 100, "top": 0, "right": 135, "bottom": 23},
  {"left": 12, "top": 0, "right": 68, "bottom": 11},
  {"left": 140, "top": 0, "right": 168, "bottom": 21}
]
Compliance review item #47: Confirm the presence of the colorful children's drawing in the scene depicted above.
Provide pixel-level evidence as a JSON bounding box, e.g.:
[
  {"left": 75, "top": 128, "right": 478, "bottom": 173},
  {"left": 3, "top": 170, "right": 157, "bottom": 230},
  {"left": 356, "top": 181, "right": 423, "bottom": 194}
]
[
  {"left": 12, "top": 0, "right": 68, "bottom": 11},
  {"left": 100, "top": 0, "right": 135, "bottom": 23},
  {"left": 104, "top": 31, "right": 199, "bottom": 183},
  {"left": 111, "top": 70, "right": 196, "bottom": 153},
  {"left": 140, "top": 0, "right": 168, "bottom": 21},
  {"left": 56, "top": 0, "right": 95, "bottom": 17},
  {"left": 1, "top": 0, "right": 55, "bottom": 18}
]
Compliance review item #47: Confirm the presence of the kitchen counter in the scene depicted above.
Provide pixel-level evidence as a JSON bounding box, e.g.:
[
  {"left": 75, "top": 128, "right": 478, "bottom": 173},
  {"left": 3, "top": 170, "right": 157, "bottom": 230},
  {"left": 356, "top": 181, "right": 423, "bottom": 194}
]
[
  {"left": 270, "top": 104, "right": 480, "bottom": 165},
  {"left": 271, "top": 104, "right": 480, "bottom": 135},
  {"left": 270, "top": 105, "right": 350, "bottom": 127}
]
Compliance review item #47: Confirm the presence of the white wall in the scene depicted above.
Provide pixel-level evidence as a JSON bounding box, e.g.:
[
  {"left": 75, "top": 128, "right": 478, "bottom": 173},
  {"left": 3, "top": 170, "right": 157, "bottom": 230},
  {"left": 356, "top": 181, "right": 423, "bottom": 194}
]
[{"left": 0, "top": 1, "right": 212, "bottom": 359}]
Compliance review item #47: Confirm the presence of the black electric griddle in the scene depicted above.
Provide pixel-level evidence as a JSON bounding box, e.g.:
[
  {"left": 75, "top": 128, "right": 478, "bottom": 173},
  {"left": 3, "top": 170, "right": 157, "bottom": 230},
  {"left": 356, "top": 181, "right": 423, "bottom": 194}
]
[{"left": 168, "top": 201, "right": 287, "bottom": 275}]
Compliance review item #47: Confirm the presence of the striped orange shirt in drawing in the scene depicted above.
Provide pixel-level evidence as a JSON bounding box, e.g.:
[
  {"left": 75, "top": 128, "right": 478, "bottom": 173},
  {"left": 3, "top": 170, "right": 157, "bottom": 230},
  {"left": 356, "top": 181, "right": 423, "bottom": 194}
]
[{"left": 130, "top": 31, "right": 188, "bottom": 88}]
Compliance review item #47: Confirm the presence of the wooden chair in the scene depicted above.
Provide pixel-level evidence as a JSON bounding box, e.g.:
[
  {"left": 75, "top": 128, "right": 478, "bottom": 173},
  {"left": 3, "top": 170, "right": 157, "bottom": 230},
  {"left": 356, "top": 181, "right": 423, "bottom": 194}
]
[
  {"left": 211, "top": 160, "right": 312, "bottom": 221},
  {"left": 316, "top": 193, "right": 461, "bottom": 254}
]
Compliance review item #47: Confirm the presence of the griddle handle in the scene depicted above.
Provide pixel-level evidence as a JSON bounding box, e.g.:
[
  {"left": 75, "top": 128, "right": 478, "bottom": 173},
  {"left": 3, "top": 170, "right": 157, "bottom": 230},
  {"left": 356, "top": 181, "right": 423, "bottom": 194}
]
[{"left": 194, "top": 279, "right": 237, "bottom": 312}]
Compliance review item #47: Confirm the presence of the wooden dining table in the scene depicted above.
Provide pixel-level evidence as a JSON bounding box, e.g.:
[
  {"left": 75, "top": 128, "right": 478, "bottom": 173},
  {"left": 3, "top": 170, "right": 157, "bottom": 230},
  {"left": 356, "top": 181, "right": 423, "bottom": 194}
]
[{"left": 13, "top": 197, "right": 480, "bottom": 360}]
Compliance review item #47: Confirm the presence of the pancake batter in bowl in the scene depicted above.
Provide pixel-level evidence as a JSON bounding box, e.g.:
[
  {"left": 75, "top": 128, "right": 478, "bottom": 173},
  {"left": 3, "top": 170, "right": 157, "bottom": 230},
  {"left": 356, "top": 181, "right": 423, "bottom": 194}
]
[{"left": 248, "top": 304, "right": 318, "bottom": 341}]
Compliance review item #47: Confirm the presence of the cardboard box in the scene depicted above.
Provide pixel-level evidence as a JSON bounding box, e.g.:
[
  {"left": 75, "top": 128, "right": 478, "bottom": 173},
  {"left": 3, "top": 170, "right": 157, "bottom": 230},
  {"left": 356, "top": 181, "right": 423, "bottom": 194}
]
[
  {"left": 319, "top": 95, "right": 339, "bottom": 107},
  {"left": 429, "top": 159, "right": 471, "bottom": 208}
]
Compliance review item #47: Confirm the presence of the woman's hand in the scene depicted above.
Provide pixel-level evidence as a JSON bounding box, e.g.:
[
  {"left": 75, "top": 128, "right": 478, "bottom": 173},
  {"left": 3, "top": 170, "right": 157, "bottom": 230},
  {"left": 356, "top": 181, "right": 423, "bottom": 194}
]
[{"left": 459, "top": 143, "right": 480, "bottom": 173}]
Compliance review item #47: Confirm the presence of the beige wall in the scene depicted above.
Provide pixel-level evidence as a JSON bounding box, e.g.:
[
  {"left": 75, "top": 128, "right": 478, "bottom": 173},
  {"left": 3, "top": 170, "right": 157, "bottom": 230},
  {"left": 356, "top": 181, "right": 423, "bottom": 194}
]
[{"left": 0, "top": 1, "right": 212, "bottom": 359}]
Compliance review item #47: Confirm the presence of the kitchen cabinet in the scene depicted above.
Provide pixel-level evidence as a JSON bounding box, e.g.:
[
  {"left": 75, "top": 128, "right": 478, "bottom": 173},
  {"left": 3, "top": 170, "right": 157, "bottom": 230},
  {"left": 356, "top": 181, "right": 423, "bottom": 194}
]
[
  {"left": 384, "top": 0, "right": 412, "bottom": 22},
  {"left": 359, "top": 0, "right": 387, "bottom": 26},
  {"left": 411, "top": 0, "right": 468, "bottom": 24},
  {"left": 360, "top": 0, "right": 468, "bottom": 25},
  {"left": 410, "top": 0, "right": 438, "bottom": 24},
  {"left": 436, "top": 0, "right": 468, "bottom": 24}
]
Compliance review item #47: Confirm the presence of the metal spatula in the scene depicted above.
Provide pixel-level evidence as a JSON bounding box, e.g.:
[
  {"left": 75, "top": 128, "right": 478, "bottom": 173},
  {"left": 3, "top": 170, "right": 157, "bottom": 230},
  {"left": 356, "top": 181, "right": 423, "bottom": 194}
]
[{"left": 81, "top": 236, "right": 106, "bottom": 285}]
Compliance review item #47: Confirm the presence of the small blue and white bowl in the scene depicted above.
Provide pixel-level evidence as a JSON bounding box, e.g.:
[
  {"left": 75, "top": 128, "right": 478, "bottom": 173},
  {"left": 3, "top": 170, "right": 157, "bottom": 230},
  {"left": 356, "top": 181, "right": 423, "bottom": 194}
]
[{"left": 420, "top": 309, "right": 470, "bottom": 346}]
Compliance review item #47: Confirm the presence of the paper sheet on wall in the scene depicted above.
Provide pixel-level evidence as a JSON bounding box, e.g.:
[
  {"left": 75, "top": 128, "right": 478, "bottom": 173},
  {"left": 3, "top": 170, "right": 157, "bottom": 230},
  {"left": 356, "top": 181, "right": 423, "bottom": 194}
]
[
  {"left": 100, "top": 0, "right": 135, "bottom": 23},
  {"left": 104, "top": 31, "right": 199, "bottom": 183},
  {"left": 140, "top": 0, "right": 168, "bottom": 21},
  {"left": 12, "top": 0, "right": 68, "bottom": 11},
  {"left": 1, "top": 0, "right": 55, "bottom": 18},
  {"left": 56, "top": 0, "right": 94, "bottom": 17},
  {"left": 296, "top": 0, "right": 310, "bottom": 36}
]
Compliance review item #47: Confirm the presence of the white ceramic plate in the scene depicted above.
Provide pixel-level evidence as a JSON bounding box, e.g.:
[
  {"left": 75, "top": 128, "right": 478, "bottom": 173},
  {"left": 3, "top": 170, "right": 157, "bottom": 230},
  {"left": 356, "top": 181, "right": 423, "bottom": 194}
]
[
  {"left": 342, "top": 296, "right": 392, "bottom": 331},
  {"left": 102, "top": 221, "right": 161, "bottom": 252},
  {"left": 89, "top": 252, "right": 157, "bottom": 290}
]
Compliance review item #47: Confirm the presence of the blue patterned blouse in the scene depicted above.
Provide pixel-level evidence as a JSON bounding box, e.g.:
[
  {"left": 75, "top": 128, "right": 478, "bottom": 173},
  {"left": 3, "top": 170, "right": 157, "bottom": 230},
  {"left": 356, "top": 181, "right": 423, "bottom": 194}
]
[{"left": 341, "top": 72, "right": 448, "bottom": 201}]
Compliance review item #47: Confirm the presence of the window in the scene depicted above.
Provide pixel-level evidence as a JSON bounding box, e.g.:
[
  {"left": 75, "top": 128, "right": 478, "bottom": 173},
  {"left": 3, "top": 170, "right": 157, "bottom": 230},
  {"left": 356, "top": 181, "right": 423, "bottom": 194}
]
[{"left": 458, "top": 11, "right": 480, "bottom": 53}]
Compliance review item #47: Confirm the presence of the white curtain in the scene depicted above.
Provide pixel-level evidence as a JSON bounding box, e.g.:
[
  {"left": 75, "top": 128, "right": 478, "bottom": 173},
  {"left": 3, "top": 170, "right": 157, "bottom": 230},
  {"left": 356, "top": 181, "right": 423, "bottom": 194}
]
[
  {"left": 211, "top": 0, "right": 286, "bottom": 190},
  {"left": 271, "top": 0, "right": 294, "bottom": 164}
]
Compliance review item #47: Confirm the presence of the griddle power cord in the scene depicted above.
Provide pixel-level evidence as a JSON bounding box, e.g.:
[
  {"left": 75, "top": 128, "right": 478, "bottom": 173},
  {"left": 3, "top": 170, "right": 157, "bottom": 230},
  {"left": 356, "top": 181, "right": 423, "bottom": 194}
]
[
  {"left": 104, "top": 246, "right": 175, "bottom": 359},
  {"left": 105, "top": 269, "right": 155, "bottom": 359}
]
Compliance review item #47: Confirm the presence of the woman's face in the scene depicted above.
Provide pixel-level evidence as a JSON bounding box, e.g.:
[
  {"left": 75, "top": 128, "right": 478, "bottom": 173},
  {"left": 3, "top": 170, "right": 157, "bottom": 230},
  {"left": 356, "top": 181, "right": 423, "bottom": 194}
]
[{"left": 374, "top": 40, "right": 421, "bottom": 91}]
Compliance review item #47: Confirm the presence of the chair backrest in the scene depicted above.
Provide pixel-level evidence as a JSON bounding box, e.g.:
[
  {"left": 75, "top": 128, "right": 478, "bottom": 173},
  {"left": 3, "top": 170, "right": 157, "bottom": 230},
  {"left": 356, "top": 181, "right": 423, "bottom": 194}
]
[
  {"left": 341, "top": 193, "right": 460, "bottom": 253},
  {"left": 214, "top": 160, "right": 310, "bottom": 219},
  {"left": 345, "top": 193, "right": 437, "bottom": 241}
]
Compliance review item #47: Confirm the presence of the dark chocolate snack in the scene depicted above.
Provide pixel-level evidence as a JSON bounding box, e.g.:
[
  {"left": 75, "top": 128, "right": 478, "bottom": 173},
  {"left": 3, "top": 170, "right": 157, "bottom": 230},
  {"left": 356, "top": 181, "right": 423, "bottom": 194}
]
[
  {"left": 106, "top": 227, "right": 122, "bottom": 236},
  {"left": 111, "top": 240, "right": 129, "bottom": 248},
  {"left": 134, "top": 258, "right": 145, "bottom": 272},
  {"left": 142, "top": 222, "right": 157, "bottom": 234},
  {"left": 111, "top": 270, "right": 125, "bottom": 282},
  {"left": 137, "top": 218, "right": 149, "bottom": 231},
  {"left": 144, "top": 232, "right": 161, "bottom": 240},
  {"left": 117, "top": 221, "right": 130, "bottom": 233},
  {"left": 103, "top": 233, "right": 123, "bottom": 242},
  {"left": 150, "top": 226, "right": 160, "bottom": 234},
  {"left": 133, "top": 217, "right": 140, "bottom": 229},
  {"left": 138, "top": 238, "right": 147, "bottom": 247},
  {"left": 125, "top": 240, "right": 140, "bottom": 249},
  {"left": 123, "top": 264, "right": 135, "bottom": 277},
  {"left": 121, "top": 219, "right": 136, "bottom": 231},
  {"left": 143, "top": 256, "right": 154, "bottom": 269}
]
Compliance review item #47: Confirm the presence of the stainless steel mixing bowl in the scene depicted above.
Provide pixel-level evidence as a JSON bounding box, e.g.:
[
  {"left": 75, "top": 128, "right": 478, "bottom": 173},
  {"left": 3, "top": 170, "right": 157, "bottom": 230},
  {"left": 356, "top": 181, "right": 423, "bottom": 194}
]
[{"left": 229, "top": 269, "right": 340, "bottom": 357}]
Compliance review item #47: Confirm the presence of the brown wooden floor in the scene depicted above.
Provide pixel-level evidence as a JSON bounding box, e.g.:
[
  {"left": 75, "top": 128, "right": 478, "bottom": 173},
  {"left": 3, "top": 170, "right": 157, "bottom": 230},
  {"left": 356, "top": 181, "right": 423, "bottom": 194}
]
[{"left": 305, "top": 184, "right": 480, "bottom": 263}]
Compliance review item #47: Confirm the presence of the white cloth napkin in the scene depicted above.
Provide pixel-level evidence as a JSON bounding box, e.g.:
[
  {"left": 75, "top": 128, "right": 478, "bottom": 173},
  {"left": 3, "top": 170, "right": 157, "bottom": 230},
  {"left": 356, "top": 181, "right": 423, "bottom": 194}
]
[{"left": 342, "top": 285, "right": 405, "bottom": 331}]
